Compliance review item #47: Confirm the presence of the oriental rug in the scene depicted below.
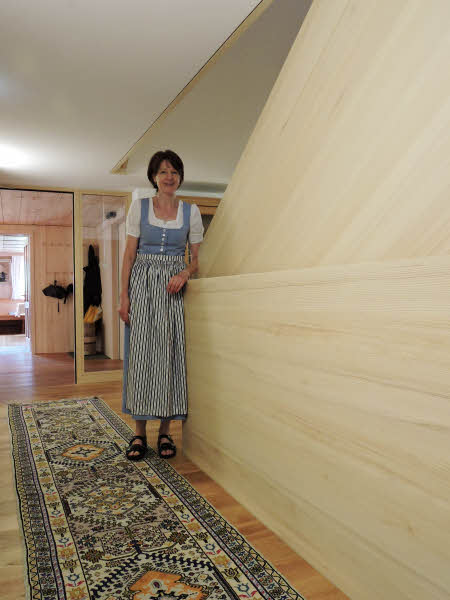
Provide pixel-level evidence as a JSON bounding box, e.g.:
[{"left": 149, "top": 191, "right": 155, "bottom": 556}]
[{"left": 8, "top": 397, "right": 304, "bottom": 600}]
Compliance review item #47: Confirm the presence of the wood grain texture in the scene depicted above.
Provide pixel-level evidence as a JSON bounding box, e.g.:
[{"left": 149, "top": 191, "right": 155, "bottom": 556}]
[
  {"left": 0, "top": 351, "right": 347, "bottom": 600},
  {"left": 35, "top": 226, "right": 73, "bottom": 353},
  {"left": 0, "top": 190, "right": 72, "bottom": 226},
  {"left": 184, "top": 258, "right": 450, "bottom": 599},
  {"left": 200, "top": 0, "right": 450, "bottom": 277},
  {"left": 184, "top": 2, "right": 450, "bottom": 598}
]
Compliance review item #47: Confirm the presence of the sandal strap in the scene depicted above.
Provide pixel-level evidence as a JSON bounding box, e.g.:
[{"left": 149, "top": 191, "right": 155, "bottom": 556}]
[
  {"left": 126, "top": 441, "right": 146, "bottom": 451},
  {"left": 158, "top": 433, "right": 173, "bottom": 442},
  {"left": 126, "top": 444, "right": 146, "bottom": 452},
  {"left": 159, "top": 442, "right": 174, "bottom": 449},
  {"left": 130, "top": 435, "right": 147, "bottom": 444}
]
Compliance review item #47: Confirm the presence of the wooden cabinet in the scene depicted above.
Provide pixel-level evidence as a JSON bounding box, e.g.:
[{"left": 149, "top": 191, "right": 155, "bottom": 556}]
[{"left": 0, "top": 315, "right": 24, "bottom": 334}]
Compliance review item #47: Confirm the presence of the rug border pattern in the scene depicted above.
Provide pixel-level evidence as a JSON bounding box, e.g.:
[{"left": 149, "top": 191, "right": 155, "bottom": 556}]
[{"left": 8, "top": 397, "right": 305, "bottom": 600}]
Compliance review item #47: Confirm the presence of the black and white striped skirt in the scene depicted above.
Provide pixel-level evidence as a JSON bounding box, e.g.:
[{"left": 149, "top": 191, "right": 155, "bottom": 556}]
[{"left": 122, "top": 253, "right": 187, "bottom": 420}]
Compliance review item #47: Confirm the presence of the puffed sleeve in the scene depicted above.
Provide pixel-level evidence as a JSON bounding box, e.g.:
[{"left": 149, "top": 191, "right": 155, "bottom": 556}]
[
  {"left": 189, "top": 203, "right": 204, "bottom": 244},
  {"left": 126, "top": 198, "right": 141, "bottom": 238}
]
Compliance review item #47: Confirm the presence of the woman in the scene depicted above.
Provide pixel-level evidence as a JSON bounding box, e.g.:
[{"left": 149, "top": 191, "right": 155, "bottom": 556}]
[{"left": 119, "top": 149, "right": 203, "bottom": 460}]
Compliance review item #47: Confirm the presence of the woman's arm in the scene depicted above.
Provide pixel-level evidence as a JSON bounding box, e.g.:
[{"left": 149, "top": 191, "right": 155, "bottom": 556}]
[
  {"left": 118, "top": 236, "right": 139, "bottom": 323},
  {"left": 166, "top": 243, "right": 201, "bottom": 294}
]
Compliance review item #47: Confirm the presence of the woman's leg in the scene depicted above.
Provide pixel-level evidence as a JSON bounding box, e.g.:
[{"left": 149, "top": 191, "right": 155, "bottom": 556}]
[{"left": 127, "top": 419, "right": 147, "bottom": 458}]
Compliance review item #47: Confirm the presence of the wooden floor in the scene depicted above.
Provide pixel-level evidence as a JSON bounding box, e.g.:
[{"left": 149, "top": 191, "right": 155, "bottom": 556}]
[
  {"left": 84, "top": 357, "right": 123, "bottom": 372},
  {"left": 0, "top": 338, "right": 349, "bottom": 600}
]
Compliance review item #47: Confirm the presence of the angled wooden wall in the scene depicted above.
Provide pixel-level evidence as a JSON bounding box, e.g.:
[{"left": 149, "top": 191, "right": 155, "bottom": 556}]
[{"left": 184, "top": 2, "right": 450, "bottom": 599}]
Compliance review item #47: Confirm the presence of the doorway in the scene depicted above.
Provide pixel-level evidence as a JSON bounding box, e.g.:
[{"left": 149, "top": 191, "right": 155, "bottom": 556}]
[
  {"left": 0, "top": 233, "right": 29, "bottom": 354},
  {"left": 0, "top": 188, "right": 75, "bottom": 387}
]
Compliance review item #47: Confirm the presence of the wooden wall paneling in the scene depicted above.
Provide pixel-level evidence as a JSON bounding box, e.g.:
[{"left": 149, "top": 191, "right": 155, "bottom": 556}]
[
  {"left": 28, "top": 230, "right": 36, "bottom": 354},
  {"left": 184, "top": 257, "right": 450, "bottom": 599},
  {"left": 33, "top": 226, "right": 45, "bottom": 353},
  {"left": 184, "top": 1, "right": 450, "bottom": 599},
  {"left": 38, "top": 226, "right": 62, "bottom": 353},
  {"left": 0, "top": 190, "right": 72, "bottom": 226},
  {"left": 200, "top": 0, "right": 450, "bottom": 277},
  {"left": 45, "top": 227, "right": 73, "bottom": 275},
  {"left": 0, "top": 190, "right": 22, "bottom": 224},
  {"left": 178, "top": 196, "right": 221, "bottom": 216},
  {"left": 35, "top": 226, "right": 73, "bottom": 353}
]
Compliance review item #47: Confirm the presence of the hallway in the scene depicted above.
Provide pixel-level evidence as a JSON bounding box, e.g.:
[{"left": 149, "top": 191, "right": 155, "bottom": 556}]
[
  {"left": 0, "top": 345, "right": 347, "bottom": 600},
  {"left": 0, "top": 335, "right": 74, "bottom": 393}
]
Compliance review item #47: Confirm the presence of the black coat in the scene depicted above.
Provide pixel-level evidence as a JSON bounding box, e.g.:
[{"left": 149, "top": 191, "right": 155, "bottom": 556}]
[{"left": 83, "top": 244, "right": 102, "bottom": 315}]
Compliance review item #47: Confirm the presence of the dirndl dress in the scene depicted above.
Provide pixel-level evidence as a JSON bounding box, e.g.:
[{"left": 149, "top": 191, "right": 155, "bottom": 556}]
[{"left": 122, "top": 199, "right": 191, "bottom": 421}]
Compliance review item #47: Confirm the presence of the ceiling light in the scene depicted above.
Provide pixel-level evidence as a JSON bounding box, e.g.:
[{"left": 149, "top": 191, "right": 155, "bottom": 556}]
[{"left": 0, "top": 144, "right": 29, "bottom": 168}]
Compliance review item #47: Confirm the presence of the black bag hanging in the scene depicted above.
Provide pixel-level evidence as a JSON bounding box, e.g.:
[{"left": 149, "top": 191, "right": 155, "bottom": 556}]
[{"left": 42, "top": 280, "right": 72, "bottom": 312}]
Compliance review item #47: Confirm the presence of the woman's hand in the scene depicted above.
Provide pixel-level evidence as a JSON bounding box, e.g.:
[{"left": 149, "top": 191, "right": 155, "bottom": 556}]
[
  {"left": 167, "top": 270, "right": 189, "bottom": 294},
  {"left": 118, "top": 296, "right": 130, "bottom": 324}
]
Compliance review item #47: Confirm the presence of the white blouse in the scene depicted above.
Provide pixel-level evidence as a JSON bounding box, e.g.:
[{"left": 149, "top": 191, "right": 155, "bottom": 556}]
[{"left": 126, "top": 198, "right": 204, "bottom": 244}]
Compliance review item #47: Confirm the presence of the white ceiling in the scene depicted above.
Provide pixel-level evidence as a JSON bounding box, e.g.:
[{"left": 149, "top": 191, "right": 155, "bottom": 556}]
[
  {"left": 0, "top": 0, "right": 310, "bottom": 194},
  {"left": 125, "top": 0, "right": 312, "bottom": 192}
]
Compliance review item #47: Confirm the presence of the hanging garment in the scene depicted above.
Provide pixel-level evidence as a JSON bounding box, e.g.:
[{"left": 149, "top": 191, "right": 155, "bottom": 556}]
[{"left": 83, "top": 244, "right": 102, "bottom": 315}]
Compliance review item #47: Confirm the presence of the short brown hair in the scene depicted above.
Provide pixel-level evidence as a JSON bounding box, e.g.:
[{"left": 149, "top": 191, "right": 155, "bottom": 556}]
[{"left": 147, "top": 150, "right": 184, "bottom": 190}]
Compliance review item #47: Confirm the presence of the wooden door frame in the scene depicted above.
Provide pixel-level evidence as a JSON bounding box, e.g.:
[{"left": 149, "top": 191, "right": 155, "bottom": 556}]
[
  {"left": 0, "top": 184, "right": 130, "bottom": 384},
  {"left": 73, "top": 190, "right": 131, "bottom": 384}
]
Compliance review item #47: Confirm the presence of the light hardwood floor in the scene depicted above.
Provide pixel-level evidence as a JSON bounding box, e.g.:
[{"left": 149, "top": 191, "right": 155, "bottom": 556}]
[{"left": 0, "top": 340, "right": 348, "bottom": 600}]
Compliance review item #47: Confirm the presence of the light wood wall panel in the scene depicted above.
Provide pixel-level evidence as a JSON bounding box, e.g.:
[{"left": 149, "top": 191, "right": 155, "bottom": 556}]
[
  {"left": 0, "top": 190, "right": 72, "bottom": 226},
  {"left": 184, "top": 2, "right": 450, "bottom": 599},
  {"left": 200, "top": 0, "right": 450, "bottom": 277},
  {"left": 185, "top": 259, "right": 450, "bottom": 599},
  {"left": 34, "top": 226, "right": 73, "bottom": 353}
]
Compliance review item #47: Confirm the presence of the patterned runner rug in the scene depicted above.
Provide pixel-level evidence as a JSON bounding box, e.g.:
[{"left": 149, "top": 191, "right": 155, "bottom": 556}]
[{"left": 8, "top": 397, "right": 304, "bottom": 600}]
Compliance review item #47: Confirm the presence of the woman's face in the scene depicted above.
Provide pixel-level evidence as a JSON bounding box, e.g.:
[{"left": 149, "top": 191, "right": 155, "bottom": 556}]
[{"left": 155, "top": 160, "right": 180, "bottom": 194}]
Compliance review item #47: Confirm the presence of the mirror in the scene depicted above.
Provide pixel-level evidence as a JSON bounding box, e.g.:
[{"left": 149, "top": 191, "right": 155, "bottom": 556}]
[{"left": 80, "top": 193, "right": 128, "bottom": 373}]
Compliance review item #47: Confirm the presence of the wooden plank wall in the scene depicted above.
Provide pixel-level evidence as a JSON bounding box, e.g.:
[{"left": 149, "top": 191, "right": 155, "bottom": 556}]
[
  {"left": 36, "top": 226, "right": 73, "bottom": 353},
  {"left": 184, "top": 2, "right": 450, "bottom": 599}
]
